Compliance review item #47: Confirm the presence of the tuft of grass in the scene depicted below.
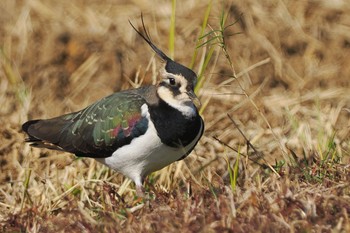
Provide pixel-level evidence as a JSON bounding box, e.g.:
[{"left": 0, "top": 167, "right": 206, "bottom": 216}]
[
  {"left": 225, "top": 146, "right": 241, "bottom": 192},
  {"left": 193, "top": 2, "right": 245, "bottom": 116},
  {"left": 288, "top": 132, "right": 344, "bottom": 183}
]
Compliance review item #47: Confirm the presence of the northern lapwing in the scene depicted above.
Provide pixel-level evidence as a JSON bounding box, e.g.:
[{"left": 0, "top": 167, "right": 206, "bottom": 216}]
[{"left": 22, "top": 18, "right": 204, "bottom": 196}]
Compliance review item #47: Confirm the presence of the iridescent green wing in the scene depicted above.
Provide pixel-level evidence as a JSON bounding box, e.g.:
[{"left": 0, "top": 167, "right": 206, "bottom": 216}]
[
  {"left": 24, "top": 90, "right": 149, "bottom": 158},
  {"left": 66, "top": 91, "right": 149, "bottom": 157}
]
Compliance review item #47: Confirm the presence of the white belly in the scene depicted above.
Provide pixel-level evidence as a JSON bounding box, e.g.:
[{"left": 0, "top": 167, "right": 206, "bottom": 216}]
[{"left": 95, "top": 104, "right": 202, "bottom": 186}]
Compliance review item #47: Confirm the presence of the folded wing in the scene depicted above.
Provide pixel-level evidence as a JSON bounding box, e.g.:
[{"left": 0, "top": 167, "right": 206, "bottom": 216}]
[{"left": 22, "top": 91, "right": 149, "bottom": 158}]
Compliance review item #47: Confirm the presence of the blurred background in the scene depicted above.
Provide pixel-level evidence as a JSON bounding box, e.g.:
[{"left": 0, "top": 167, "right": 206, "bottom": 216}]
[{"left": 1, "top": 0, "right": 349, "bottom": 231}]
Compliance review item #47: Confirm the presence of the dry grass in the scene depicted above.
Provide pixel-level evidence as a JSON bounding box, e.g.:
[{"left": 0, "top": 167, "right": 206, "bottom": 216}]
[{"left": 1, "top": 0, "right": 350, "bottom": 232}]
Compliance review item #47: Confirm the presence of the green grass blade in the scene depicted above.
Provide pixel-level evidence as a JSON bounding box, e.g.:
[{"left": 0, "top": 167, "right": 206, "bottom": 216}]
[
  {"left": 190, "top": 0, "right": 212, "bottom": 69},
  {"left": 197, "top": 29, "right": 223, "bottom": 41},
  {"left": 224, "top": 155, "right": 234, "bottom": 192},
  {"left": 169, "top": 0, "right": 176, "bottom": 59},
  {"left": 194, "top": 45, "right": 215, "bottom": 94},
  {"left": 196, "top": 35, "right": 223, "bottom": 49},
  {"left": 20, "top": 169, "right": 32, "bottom": 211},
  {"left": 232, "top": 147, "right": 241, "bottom": 191}
]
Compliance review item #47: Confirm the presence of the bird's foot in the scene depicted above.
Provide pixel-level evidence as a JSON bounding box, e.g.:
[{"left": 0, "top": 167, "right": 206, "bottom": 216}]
[{"left": 136, "top": 185, "right": 145, "bottom": 198}]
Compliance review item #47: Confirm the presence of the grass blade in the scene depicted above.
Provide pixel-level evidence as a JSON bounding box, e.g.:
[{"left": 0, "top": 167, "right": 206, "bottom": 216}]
[
  {"left": 190, "top": 0, "right": 212, "bottom": 69},
  {"left": 169, "top": 0, "right": 176, "bottom": 59}
]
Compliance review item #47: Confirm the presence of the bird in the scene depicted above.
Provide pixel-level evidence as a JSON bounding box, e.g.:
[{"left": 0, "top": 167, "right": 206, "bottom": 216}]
[{"left": 22, "top": 18, "right": 204, "bottom": 197}]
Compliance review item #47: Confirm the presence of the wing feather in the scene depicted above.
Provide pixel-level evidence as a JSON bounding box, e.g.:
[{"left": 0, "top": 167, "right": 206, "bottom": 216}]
[{"left": 23, "top": 89, "right": 150, "bottom": 158}]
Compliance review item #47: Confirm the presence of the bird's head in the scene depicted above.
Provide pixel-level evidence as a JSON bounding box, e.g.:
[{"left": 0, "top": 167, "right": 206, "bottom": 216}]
[{"left": 129, "top": 17, "right": 200, "bottom": 117}]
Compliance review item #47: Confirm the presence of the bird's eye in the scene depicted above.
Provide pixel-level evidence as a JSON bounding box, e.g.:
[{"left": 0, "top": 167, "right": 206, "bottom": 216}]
[{"left": 168, "top": 78, "right": 176, "bottom": 85}]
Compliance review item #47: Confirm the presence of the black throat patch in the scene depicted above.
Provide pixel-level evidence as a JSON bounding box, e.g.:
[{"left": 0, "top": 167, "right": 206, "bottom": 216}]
[{"left": 149, "top": 100, "right": 202, "bottom": 148}]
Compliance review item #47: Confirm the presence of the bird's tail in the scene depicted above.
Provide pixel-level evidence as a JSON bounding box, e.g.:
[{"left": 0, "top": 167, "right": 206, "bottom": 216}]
[{"left": 22, "top": 119, "right": 66, "bottom": 151}]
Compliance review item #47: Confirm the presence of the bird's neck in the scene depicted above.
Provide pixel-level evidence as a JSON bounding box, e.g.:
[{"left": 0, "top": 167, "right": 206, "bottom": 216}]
[{"left": 148, "top": 100, "right": 201, "bottom": 148}]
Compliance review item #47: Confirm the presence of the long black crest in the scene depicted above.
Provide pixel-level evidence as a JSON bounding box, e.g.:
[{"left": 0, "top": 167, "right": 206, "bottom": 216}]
[
  {"left": 129, "top": 15, "right": 172, "bottom": 63},
  {"left": 129, "top": 15, "right": 198, "bottom": 84}
]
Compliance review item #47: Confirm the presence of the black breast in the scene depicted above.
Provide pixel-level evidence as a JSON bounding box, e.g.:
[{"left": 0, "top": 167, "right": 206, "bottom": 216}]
[{"left": 149, "top": 101, "right": 202, "bottom": 148}]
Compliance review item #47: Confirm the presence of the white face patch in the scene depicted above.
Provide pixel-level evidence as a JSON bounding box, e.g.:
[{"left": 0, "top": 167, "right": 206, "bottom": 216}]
[{"left": 157, "top": 72, "right": 197, "bottom": 118}]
